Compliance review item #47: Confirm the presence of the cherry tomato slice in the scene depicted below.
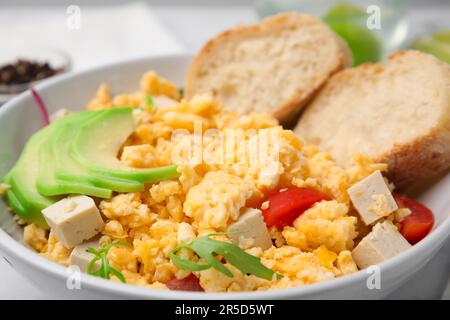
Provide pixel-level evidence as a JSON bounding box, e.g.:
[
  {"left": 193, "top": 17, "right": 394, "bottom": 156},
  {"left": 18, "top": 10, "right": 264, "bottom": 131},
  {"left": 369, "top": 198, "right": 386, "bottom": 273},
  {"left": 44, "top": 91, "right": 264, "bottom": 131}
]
[
  {"left": 394, "top": 193, "right": 434, "bottom": 245},
  {"left": 166, "top": 274, "right": 204, "bottom": 292},
  {"left": 260, "top": 187, "right": 330, "bottom": 228}
]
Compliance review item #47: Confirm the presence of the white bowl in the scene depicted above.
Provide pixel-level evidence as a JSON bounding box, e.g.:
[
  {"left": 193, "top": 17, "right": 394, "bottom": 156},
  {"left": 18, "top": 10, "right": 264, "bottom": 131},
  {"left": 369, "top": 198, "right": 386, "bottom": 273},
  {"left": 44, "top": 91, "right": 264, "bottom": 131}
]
[{"left": 0, "top": 54, "right": 449, "bottom": 299}]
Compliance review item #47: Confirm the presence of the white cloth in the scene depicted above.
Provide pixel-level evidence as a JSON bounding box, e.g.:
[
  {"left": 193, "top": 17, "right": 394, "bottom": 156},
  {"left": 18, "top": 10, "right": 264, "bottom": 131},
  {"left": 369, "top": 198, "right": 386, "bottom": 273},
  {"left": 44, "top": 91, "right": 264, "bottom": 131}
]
[{"left": 0, "top": 3, "right": 185, "bottom": 71}]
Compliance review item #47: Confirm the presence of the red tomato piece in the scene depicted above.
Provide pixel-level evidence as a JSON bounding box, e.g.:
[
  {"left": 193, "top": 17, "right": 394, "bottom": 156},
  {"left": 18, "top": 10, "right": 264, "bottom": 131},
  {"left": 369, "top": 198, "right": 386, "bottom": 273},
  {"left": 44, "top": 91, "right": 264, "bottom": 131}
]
[
  {"left": 260, "top": 187, "right": 330, "bottom": 228},
  {"left": 166, "top": 274, "right": 204, "bottom": 292},
  {"left": 394, "top": 193, "right": 434, "bottom": 245}
]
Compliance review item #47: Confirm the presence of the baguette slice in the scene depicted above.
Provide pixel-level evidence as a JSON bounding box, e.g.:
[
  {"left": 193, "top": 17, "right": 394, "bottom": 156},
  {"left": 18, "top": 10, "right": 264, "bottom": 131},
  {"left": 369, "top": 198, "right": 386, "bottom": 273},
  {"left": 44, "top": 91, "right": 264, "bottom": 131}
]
[
  {"left": 185, "top": 12, "right": 352, "bottom": 126},
  {"left": 295, "top": 50, "right": 450, "bottom": 188}
]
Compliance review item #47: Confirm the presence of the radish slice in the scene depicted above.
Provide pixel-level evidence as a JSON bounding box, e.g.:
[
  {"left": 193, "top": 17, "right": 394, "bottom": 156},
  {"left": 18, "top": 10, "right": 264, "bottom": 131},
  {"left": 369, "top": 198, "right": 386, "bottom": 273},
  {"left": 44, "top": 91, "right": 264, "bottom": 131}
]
[{"left": 31, "top": 88, "right": 50, "bottom": 126}]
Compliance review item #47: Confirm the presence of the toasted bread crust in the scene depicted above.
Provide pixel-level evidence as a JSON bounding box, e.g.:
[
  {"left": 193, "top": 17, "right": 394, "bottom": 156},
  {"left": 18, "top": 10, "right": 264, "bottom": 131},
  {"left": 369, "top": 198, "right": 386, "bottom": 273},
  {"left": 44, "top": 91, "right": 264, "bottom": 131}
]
[
  {"left": 379, "top": 52, "right": 450, "bottom": 188},
  {"left": 378, "top": 128, "right": 450, "bottom": 189},
  {"left": 185, "top": 12, "right": 351, "bottom": 126}
]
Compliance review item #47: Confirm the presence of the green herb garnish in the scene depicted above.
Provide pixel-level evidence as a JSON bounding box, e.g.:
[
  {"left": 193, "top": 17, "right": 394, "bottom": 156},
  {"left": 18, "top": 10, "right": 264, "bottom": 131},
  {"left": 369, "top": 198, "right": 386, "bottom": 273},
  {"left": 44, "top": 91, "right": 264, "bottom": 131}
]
[
  {"left": 86, "top": 242, "right": 127, "bottom": 283},
  {"left": 178, "top": 88, "right": 184, "bottom": 98},
  {"left": 170, "top": 234, "right": 282, "bottom": 281},
  {"left": 144, "top": 94, "right": 154, "bottom": 111}
]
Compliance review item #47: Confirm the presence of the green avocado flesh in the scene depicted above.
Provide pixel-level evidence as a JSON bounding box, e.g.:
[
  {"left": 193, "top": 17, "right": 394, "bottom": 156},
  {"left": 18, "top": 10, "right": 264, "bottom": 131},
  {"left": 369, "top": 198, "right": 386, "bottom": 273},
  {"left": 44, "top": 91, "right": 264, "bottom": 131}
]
[
  {"left": 8, "top": 127, "right": 55, "bottom": 228},
  {"left": 2, "top": 107, "right": 179, "bottom": 227},
  {"left": 51, "top": 113, "right": 144, "bottom": 193},
  {"left": 6, "top": 189, "right": 26, "bottom": 217},
  {"left": 2, "top": 175, "right": 27, "bottom": 220},
  {"left": 71, "top": 108, "right": 179, "bottom": 182},
  {"left": 36, "top": 112, "right": 113, "bottom": 198}
]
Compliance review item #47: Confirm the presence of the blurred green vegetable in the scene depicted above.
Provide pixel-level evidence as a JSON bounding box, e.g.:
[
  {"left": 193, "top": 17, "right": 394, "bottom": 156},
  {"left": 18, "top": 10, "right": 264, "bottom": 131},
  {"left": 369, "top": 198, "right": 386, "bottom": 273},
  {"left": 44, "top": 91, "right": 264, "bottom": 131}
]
[
  {"left": 323, "top": 2, "right": 382, "bottom": 66},
  {"left": 411, "top": 31, "right": 450, "bottom": 64}
]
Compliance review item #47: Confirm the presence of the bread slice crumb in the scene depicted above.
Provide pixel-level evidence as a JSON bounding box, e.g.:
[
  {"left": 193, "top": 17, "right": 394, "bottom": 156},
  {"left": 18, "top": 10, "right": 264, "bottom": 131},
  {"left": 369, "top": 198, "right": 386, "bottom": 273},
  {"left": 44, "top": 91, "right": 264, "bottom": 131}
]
[
  {"left": 295, "top": 50, "right": 450, "bottom": 188},
  {"left": 185, "top": 12, "right": 352, "bottom": 126}
]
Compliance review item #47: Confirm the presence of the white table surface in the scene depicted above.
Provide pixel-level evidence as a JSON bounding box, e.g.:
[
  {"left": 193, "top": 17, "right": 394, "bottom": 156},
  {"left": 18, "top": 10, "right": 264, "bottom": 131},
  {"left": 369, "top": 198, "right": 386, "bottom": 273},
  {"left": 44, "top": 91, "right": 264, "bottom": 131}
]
[{"left": 1, "top": 3, "right": 449, "bottom": 299}]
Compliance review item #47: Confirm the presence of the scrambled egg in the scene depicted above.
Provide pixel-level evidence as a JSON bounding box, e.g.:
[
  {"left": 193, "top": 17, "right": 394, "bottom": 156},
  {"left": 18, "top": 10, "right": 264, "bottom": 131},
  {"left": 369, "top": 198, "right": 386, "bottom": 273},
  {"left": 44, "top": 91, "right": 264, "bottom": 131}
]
[
  {"left": 24, "top": 71, "right": 387, "bottom": 292},
  {"left": 184, "top": 172, "right": 254, "bottom": 232},
  {"left": 282, "top": 201, "right": 357, "bottom": 253}
]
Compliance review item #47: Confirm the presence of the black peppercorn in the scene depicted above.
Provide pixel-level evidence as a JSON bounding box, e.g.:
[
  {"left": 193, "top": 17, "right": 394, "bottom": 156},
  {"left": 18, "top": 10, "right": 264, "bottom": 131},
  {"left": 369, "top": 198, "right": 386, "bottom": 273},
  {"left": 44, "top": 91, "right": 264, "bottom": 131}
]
[{"left": 0, "top": 59, "right": 62, "bottom": 86}]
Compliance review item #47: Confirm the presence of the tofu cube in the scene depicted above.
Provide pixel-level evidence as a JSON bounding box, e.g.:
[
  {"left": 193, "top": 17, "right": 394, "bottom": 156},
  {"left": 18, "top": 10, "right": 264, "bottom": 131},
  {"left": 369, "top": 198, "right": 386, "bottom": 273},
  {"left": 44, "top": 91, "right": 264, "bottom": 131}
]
[
  {"left": 152, "top": 95, "right": 178, "bottom": 108},
  {"left": 352, "top": 220, "right": 411, "bottom": 269},
  {"left": 42, "top": 195, "right": 105, "bottom": 248},
  {"left": 69, "top": 237, "right": 101, "bottom": 272},
  {"left": 227, "top": 208, "right": 272, "bottom": 250},
  {"left": 348, "top": 170, "right": 398, "bottom": 225},
  {"left": 258, "top": 162, "right": 282, "bottom": 189}
]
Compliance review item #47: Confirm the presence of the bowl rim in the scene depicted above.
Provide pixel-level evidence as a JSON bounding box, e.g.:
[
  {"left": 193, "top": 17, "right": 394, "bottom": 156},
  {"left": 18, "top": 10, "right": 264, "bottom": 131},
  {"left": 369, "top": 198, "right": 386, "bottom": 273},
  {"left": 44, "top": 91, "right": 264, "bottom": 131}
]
[{"left": 0, "top": 53, "right": 449, "bottom": 299}]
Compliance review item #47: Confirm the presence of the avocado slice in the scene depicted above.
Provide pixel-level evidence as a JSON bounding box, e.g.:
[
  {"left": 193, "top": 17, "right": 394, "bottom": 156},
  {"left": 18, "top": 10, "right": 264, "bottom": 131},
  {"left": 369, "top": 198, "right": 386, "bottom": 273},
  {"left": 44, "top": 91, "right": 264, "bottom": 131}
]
[
  {"left": 2, "top": 107, "right": 178, "bottom": 227},
  {"left": 50, "top": 111, "right": 144, "bottom": 193},
  {"left": 8, "top": 127, "right": 55, "bottom": 228},
  {"left": 2, "top": 174, "right": 27, "bottom": 218},
  {"left": 5, "top": 189, "right": 26, "bottom": 218},
  {"left": 70, "top": 107, "right": 179, "bottom": 182},
  {"left": 37, "top": 111, "right": 112, "bottom": 198}
]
